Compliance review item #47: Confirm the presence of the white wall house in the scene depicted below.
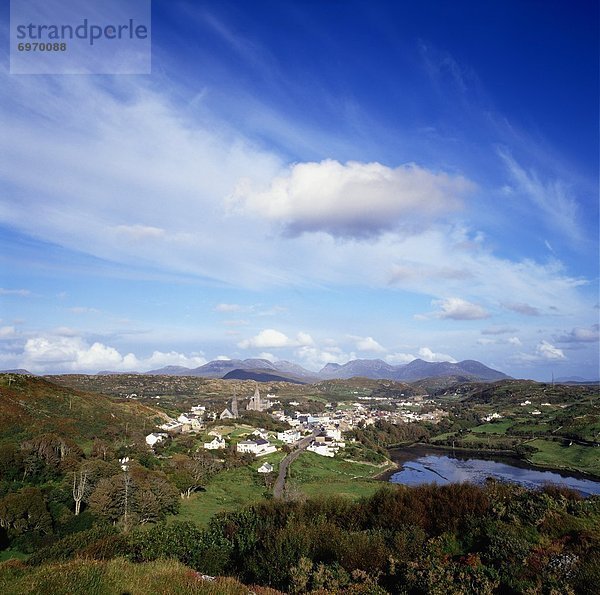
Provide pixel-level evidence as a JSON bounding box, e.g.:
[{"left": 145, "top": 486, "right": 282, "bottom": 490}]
[
  {"left": 204, "top": 436, "right": 226, "bottom": 450},
  {"left": 277, "top": 429, "right": 301, "bottom": 444},
  {"left": 237, "top": 438, "right": 277, "bottom": 456},
  {"left": 257, "top": 462, "right": 274, "bottom": 473},
  {"left": 145, "top": 432, "right": 167, "bottom": 447},
  {"left": 307, "top": 442, "right": 335, "bottom": 457}
]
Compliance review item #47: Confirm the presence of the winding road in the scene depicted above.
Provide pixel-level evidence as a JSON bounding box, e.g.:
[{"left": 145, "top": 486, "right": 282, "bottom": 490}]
[{"left": 273, "top": 431, "right": 316, "bottom": 499}]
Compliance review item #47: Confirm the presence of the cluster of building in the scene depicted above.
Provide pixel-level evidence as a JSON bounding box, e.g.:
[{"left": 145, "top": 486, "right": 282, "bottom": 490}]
[{"left": 147, "top": 387, "right": 449, "bottom": 460}]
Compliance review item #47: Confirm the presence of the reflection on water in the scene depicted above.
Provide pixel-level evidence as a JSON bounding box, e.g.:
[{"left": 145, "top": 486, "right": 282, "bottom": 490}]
[{"left": 389, "top": 454, "right": 600, "bottom": 497}]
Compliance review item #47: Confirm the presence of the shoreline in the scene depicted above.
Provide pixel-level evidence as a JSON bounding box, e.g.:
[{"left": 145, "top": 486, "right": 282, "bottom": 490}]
[{"left": 376, "top": 442, "right": 600, "bottom": 484}]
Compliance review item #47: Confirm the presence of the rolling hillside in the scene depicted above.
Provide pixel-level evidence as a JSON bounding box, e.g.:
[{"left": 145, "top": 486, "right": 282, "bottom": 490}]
[{"left": 0, "top": 374, "right": 166, "bottom": 443}]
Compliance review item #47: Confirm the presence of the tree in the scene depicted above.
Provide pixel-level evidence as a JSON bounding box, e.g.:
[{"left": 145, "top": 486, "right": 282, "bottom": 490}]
[
  {"left": 0, "top": 487, "right": 52, "bottom": 537},
  {"left": 72, "top": 466, "right": 91, "bottom": 516},
  {"left": 169, "top": 452, "right": 221, "bottom": 499}
]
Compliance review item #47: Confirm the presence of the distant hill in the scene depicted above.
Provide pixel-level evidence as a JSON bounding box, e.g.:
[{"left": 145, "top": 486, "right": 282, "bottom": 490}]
[
  {"left": 556, "top": 376, "right": 600, "bottom": 384},
  {"left": 0, "top": 368, "right": 34, "bottom": 375},
  {"left": 222, "top": 369, "right": 305, "bottom": 384},
  {"left": 317, "top": 358, "right": 509, "bottom": 382},
  {"left": 142, "top": 356, "right": 508, "bottom": 383}
]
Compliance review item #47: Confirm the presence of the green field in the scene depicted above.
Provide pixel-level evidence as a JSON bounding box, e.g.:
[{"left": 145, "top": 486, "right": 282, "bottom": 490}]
[
  {"left": 471, "top": 420, "right": 513, "bottom": 434},
  {"left": 287, "top": 452, "right": 387, "bottom": 499},
  {"left": 174, "top": 452, "right": 285, "bottom": 527},
  {"left": 527, "top": 439, "right": 600, "bottom": 477}
]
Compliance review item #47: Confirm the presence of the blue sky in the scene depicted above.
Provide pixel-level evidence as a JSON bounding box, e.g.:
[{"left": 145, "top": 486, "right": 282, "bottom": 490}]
[{"left": 0, "top": 0, "right": 598, "bottom": 379}]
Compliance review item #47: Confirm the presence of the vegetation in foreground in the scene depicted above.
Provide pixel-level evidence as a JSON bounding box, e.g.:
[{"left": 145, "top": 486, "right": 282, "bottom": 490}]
[
  {"left": 7, "top": 482, "right": 599, "bottom": 595},
  {"left": 0, "top": 558, "right": 283, "bottom": 595}
]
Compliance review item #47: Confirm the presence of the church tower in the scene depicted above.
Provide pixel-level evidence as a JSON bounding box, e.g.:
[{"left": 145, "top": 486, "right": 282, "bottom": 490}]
[{"left": 231, "top": 388, "right": 239, "bottom": 418}]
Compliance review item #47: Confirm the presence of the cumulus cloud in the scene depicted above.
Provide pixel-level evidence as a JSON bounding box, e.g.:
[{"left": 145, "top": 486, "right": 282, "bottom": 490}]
[
  {"left": 351, "top": 335, "right": 385, "bottom": 352},
  {"left": 238, "top": 329, "right": 314, "bottom": 349},
  {"left": 418, "top": 346, "right": 457, "bottom": 363},
  {"left": 234, "top": 159, "right": 474, "bottom": 238},
  {"left": 386, "top": 352, "right": 416, "bottom": 364},
  {"left": 536, "top": 340, "right": 566, "bottom": 361},
  {"left": 429, "top": 297, "right": 490, "bottom": 320},
  {"left": 556, "top": 324, "right": 599, "bottom": 343},
  {"left": 19, "top": 335, "right": 206, "bottom": 373},
  {"left": 502, "top": 301, "right": 540, "bottom": 316},
  {"left": 0, "top": 326, "right": 17, "bottom": 339},
  {"left": 295, "top": 344, "right": 354, "bottom": 370}
]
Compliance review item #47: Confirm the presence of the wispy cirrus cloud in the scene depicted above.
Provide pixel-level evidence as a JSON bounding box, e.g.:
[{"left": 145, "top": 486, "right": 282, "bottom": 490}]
[
  {"left": 0, "top": 288, "right": 30, "bottom": 296},
  {"left": 499, "top": 149, "right": 580, "bottom": 242},
  {"left": 501, "top": 302, "right": 541, "bottom": 316}
]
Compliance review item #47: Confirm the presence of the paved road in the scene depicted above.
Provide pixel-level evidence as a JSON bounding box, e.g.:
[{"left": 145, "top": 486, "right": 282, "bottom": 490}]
[{"left": 273, "top": 431, "right": 316, "bottom": 499}]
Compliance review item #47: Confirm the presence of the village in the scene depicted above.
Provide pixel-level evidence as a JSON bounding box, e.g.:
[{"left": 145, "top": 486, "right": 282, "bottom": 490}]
[{"left": 144, "top": 385, "right": 449, "bottom": 466}]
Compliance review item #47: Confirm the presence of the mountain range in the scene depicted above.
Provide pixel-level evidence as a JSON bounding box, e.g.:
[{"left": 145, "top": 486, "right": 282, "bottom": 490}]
[{"left": 144, "top": 357, "right": 510, "bottom": 383}]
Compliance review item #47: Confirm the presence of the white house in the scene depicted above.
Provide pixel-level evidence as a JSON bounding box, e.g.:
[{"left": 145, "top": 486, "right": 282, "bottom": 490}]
[
  {"left": 257, "top": 462, "right": 274, "bottom": 474},
  {"left": 159, "top": 420, "right": 183, "bottom": 434},
  {"left": 482, "top": 412, "right": 503, "bottom": 422},
  {"left": 252, "top": 429, "right": 270, "bottom": 440},
  {"left": 204, "top": 436, "right": 226, "bottom": 450},
  {"left": 324, "top": 426, "right": 342, "bottom": 441},
  {"left": 145, "top": 432, "right": 167, "bottom": 447},
  {"left": 237, "top": 438, "right": 277, "bottom": 456},
  {"left": 277, "top": 429, "right": 301, "bottom": 444},
  {"left": 307, "top": 442, "right": 335, "bottom": 458}
]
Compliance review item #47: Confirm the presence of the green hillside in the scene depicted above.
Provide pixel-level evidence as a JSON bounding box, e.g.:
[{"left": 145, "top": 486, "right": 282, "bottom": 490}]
[{"left": 0, "top": 374, "right": 165, "bottom": 445}]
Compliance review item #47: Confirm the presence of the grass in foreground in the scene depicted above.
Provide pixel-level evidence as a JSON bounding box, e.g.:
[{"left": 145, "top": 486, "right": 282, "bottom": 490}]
[{"left": 0, "top": 558, "right": 282, "bottom": 595}]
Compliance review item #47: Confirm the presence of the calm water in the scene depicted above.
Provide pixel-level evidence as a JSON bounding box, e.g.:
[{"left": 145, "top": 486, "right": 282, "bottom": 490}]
[{"left": 389, "top": 452, "right": 600, "bottom": 497}]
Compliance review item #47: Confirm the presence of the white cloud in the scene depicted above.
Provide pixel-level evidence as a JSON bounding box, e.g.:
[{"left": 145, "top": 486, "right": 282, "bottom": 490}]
[
  {"left": 23, "top": 336, "right": 126, "bottom": 371},
  {"left": 234, "top": 159, "right": 474, "bottom": 238},
  {"left": 18, "top": 334, "right": 206, "bottom": 373},
  {"left": 352, "top": 335, "right": 385, "bottom": 352},
  {"left": 238, "top": 329, "right": 291, "bottom": 349},
  {"left": 295, "top": 344, "right": 354, "bottom": 370},
  {"left": 499, "top": 149, "right": 580, "bottom": 242},
  {"left": 69, "top": 307, "right": 101, "bottom": 315},
  {"left": 144, "top": 350, "right": 206, "bottom": 369},
  {"left": 418, "top": 347, "right": 457, "bottom": 363},
  {"left": 113, "top": 225, "right": 166, "bottom": 241},
  {"left": 0, "top": 326, "right": 17, "bottom": 338},
  {"left": 238, "top": 329, "right": 314, "bottom": 349},
  {"left": 430, "top": 297, "right": 490, "bottom": 320},
  {"left": 385, "top": 352, "right": 416, "bottom": 364},
  {"left": 296, "top": 331, "right": 315, "bottom": 346},
  {"left": 536, "top": 340, "right": 566, "bottom": 361},
  {"left": 258, "top": 352, "right": 276, "bottom": 361},
  {"left": 502, "top": 302, "right": 540, "bottom": 316},
  {"left": 215, "top": 303, "right": 245, "bottom": 313},
  {"left": 508, "top": 337, "right": 522, "bottom": 346},
  {"left": 0, "top": 288, "right": 30, "bottom": 296},
  {"left": 556, "top": 324, "right": 599, "bottom": 343}
]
